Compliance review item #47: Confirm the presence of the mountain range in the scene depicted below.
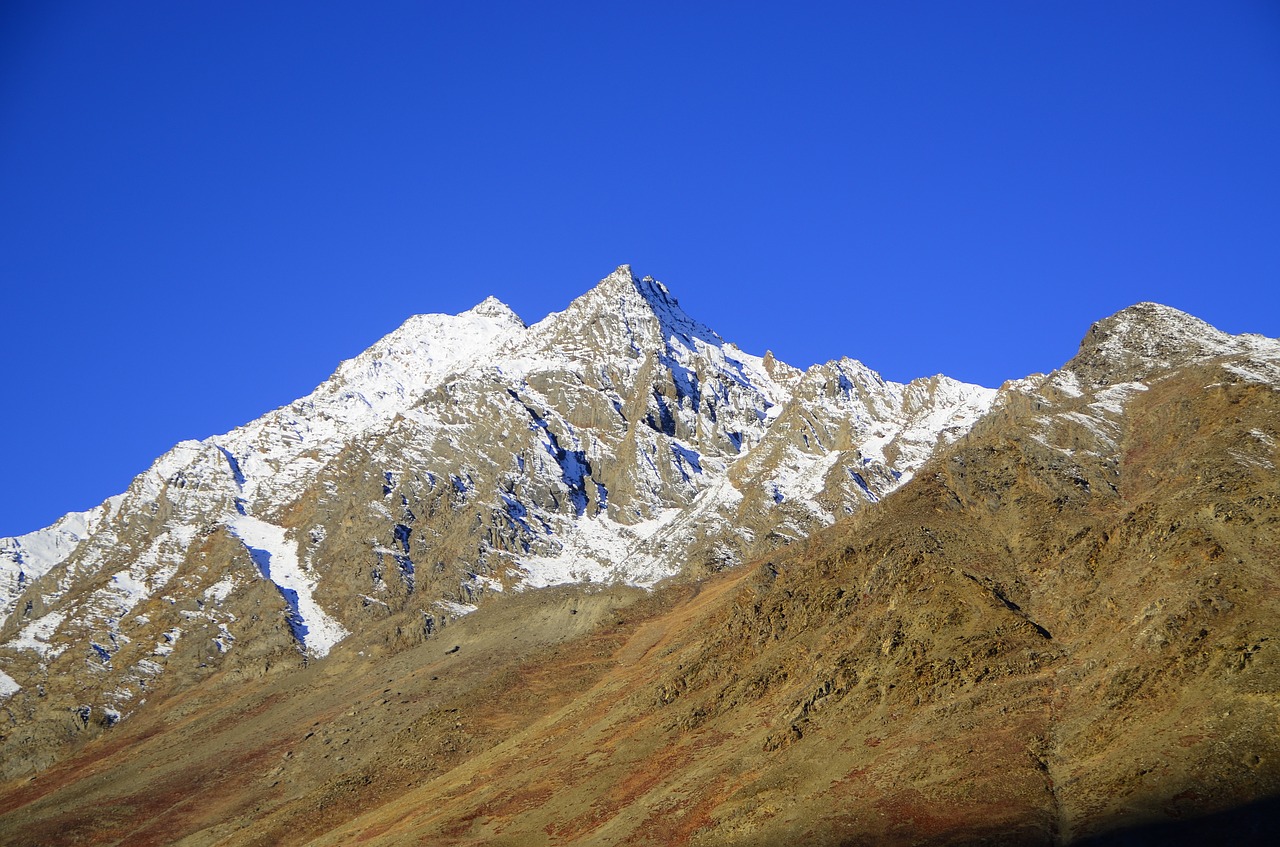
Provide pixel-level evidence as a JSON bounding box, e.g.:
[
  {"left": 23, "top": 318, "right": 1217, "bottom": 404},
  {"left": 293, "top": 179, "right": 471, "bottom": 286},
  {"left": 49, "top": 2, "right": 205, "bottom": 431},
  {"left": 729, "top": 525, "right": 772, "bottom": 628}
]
[{"left": 1, "top": 267, "right": 1277, "bottom": 845}]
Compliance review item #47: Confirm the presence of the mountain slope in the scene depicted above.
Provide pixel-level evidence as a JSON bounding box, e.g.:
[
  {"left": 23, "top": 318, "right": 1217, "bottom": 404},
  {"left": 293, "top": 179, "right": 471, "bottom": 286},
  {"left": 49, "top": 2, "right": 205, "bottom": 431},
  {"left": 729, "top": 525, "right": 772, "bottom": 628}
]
[
  {"left": 0, "top": 266, "right": 994, "bottom": 778},
  {"left": 0, "top": 301, "right": 1276, "bottom": 845}
]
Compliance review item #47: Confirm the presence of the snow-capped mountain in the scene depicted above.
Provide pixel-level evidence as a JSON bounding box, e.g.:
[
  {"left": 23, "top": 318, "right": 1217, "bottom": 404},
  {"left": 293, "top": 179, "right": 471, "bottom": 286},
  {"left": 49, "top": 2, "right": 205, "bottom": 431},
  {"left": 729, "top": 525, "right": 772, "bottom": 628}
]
[
  {"left": 0, "top": 266, "right": 995, "bottom": 774},
  {"left": 3, "top": 285, "right": 1279, "bottom": 844}
]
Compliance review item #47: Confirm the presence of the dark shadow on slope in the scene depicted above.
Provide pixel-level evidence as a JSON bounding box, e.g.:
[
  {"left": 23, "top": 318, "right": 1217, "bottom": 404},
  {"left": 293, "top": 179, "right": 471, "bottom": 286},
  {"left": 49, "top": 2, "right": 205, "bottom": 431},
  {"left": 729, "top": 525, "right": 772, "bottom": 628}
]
[
  {"left": 1071, "top": 793, "right": 1280, "bottom": 847},
  {"left": 826, "top": 794, "right": 1280, "bottom": 847}
]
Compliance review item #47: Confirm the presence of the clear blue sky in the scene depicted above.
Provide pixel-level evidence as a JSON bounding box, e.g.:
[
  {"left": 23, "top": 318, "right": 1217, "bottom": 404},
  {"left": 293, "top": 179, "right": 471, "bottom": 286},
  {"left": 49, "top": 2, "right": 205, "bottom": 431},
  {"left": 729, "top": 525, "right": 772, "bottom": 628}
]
[{"left": 2, "top": 2, "right": 1278, "bottom": 536}]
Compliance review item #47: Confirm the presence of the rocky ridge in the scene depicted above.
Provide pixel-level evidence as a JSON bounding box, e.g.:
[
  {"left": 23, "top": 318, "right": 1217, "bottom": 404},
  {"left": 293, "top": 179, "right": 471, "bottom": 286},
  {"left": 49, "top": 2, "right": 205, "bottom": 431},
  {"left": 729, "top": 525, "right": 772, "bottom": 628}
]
[{"left": 0, "top": 266, "right": 994, "bottom": 776}]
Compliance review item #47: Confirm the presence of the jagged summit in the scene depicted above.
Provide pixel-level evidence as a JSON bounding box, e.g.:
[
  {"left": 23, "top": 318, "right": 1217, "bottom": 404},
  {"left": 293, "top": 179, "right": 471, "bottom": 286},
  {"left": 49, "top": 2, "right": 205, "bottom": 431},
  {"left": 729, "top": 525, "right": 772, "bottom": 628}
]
[
  {"left": 595, "top": 263, "right": 683, "bottom": 309},
  {"left": 602, "top": 262, "right": 636, "bottom": 285},
  {"left": 530, "top": 265, "right": 723, "bottom": 359}
]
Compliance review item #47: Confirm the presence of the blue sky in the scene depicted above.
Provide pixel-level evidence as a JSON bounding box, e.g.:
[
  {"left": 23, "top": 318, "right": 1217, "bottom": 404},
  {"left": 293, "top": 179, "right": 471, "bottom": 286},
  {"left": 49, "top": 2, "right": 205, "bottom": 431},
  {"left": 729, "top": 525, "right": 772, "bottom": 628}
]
[{"left": 2, "top": 2, "right": 1279, "bottom": 536}]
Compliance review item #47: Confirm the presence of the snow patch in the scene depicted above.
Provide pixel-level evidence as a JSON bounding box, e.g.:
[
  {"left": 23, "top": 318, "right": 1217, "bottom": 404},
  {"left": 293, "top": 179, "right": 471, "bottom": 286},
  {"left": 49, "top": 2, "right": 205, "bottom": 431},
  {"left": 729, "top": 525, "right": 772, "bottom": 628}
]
[
  {"left": 475, "top": 575, "right": 505, "bottom": 593},
  {"left": 517, "top": 507, "right": 685, "bottom": 589},
  {"left": 8, "top": 610, "right": 68, "bottom": 657},
  {"left": 1089, "top": 381, "right": 1149, "bottom": 416},
  {"left": 769, "top": 448, "right": 842, "bottom": 507},
  {"left": 1223, "top": 359, "right": 1280, "bottom": 386},
  {"left": 435, "top": 600, "right": 478, "bottom": 617},
  {"left": 227, "top": 514, "right": 348, "bottom": 657},
  {"left": 1047, "top": 370, "right": 1084, "bottom": 398},
  {"left": 153, "top": 627, "right": 182, "bottom": 656},
  {"left": 203, "top": 576, "right": 240, "bottom": 604}
]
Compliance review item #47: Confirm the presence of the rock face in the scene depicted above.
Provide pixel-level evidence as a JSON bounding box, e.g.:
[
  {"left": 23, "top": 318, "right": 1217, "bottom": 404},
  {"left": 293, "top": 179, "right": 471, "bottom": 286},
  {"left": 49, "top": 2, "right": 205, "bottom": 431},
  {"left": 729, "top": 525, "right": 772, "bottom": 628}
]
[
  {"left": 0, "top": 266, "right": 994, "bottom": 778},
  {"left": 0, "top": 297, "right": 1276, "bottom": 846}
]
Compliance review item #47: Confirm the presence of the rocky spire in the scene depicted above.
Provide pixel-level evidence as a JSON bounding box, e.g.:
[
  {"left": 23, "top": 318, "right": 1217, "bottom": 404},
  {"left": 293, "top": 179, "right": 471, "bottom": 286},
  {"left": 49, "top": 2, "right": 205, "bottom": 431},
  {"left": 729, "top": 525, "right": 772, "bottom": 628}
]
[{"left": 529, "top": 265, "right": 721, "bottom": 359}]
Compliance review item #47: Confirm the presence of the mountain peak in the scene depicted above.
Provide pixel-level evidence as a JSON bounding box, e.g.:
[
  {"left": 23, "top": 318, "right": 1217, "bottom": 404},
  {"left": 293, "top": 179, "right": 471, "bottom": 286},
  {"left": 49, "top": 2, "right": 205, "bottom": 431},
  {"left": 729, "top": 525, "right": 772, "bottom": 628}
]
[
  {"left": 1099, "top": 301, "right": 1215, "bottom": 335},
  {"left": 586, "top": 264, "right": 681, "bottom": 309},
  {"left": 464, "top": 295, "right": 525, "bottom": 328},
  {"left": 605, "top": 263, "right": 635, "bottom": 282},
  {"left": 1069, "top": 301, "right": 1237, "bottom": 386},
  {"left": 531, "top": 265, "right": 719, "bottom": 357}
]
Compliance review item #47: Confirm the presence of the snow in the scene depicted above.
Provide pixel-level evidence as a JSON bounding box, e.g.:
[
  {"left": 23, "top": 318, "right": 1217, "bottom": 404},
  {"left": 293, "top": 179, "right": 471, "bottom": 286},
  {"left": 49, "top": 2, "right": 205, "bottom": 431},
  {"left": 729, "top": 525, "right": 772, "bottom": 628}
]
[
  {"left": 856, "top": 427, "right": 895, "bottom": 466},
  {"left": 1047, "top": 370, "right": 1084, "bottom": 399},
  {"left": 1229, "top": 448, "right": 1274, "bottom": 471},
  {"left": 517, "top": 507, "right": 685, "bottom": 589},
  {"left": 18, "top": 271, "right": 1275, "bottom": 753},
  {"left": 213, "top": 622, "right": 236, "bottom": 653},
  {"left": 98, "top": 528, "right": 193, "bottom": 616},
  {"left": 436, "top": 600, "right": 478, "bottom": 617},
  {"left": 208, "top": 298, "right": 528, "bottom": 512},
  {"left": 1059, "top": 411, "right": 1118, "bottom": 444},
  {"left": 1025, "top": 379, "right": 1150, "bottom": 456},
  {"left": 107, "top": 570, "right": 149, "bottom": 609},
  {"left": 8, "top": 610, "right": 68, "bottom": 657},
  {"left": 1230, "top": 428, "right": 1277, "bottom": 470},
  {"left": 135, "top": 658, "right": 164, "bottom": 675},
  {"left": 56, "top": 525, "right": 196, "bottom": 666},
  {"left": 203, "top": 576, "right": 240, "bottom": 604},
  {"left": 475, "top": 575, "right": 505, "bottom": 593},
  {"left": 510, "top": 336, "right": 999, "bottom": 588},
  {"left": 153, "top": 627, "right": 182, "bottom": 656},
  {"left": 1224, "top": 359, "right": 1280, "bottom": 386},
  {"left": 0, "top": 496, "right": 121, "bottom": 626},
  {"left": 0, "top": 668, "right": 19, "bottom": 698},
  {"left": 227, "top": 513, "right": 348, "bottom": 657},
  {"left": 768, "top": 450, "right": 843, "bottom": 509},
  {"left": 1089, "top": 382, "right": 1149, "bottom": 416}
]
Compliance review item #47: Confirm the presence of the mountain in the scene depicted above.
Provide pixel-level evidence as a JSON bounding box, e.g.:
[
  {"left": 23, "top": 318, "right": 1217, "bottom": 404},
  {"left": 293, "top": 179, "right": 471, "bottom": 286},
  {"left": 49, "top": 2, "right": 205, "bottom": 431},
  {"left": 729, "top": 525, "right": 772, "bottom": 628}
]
[
  {"left": 1, "top": 276, "right": 1277, "bottom": 846},
  {"left": 0, "top": 266, "right": 993, "bottom": 777}
]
